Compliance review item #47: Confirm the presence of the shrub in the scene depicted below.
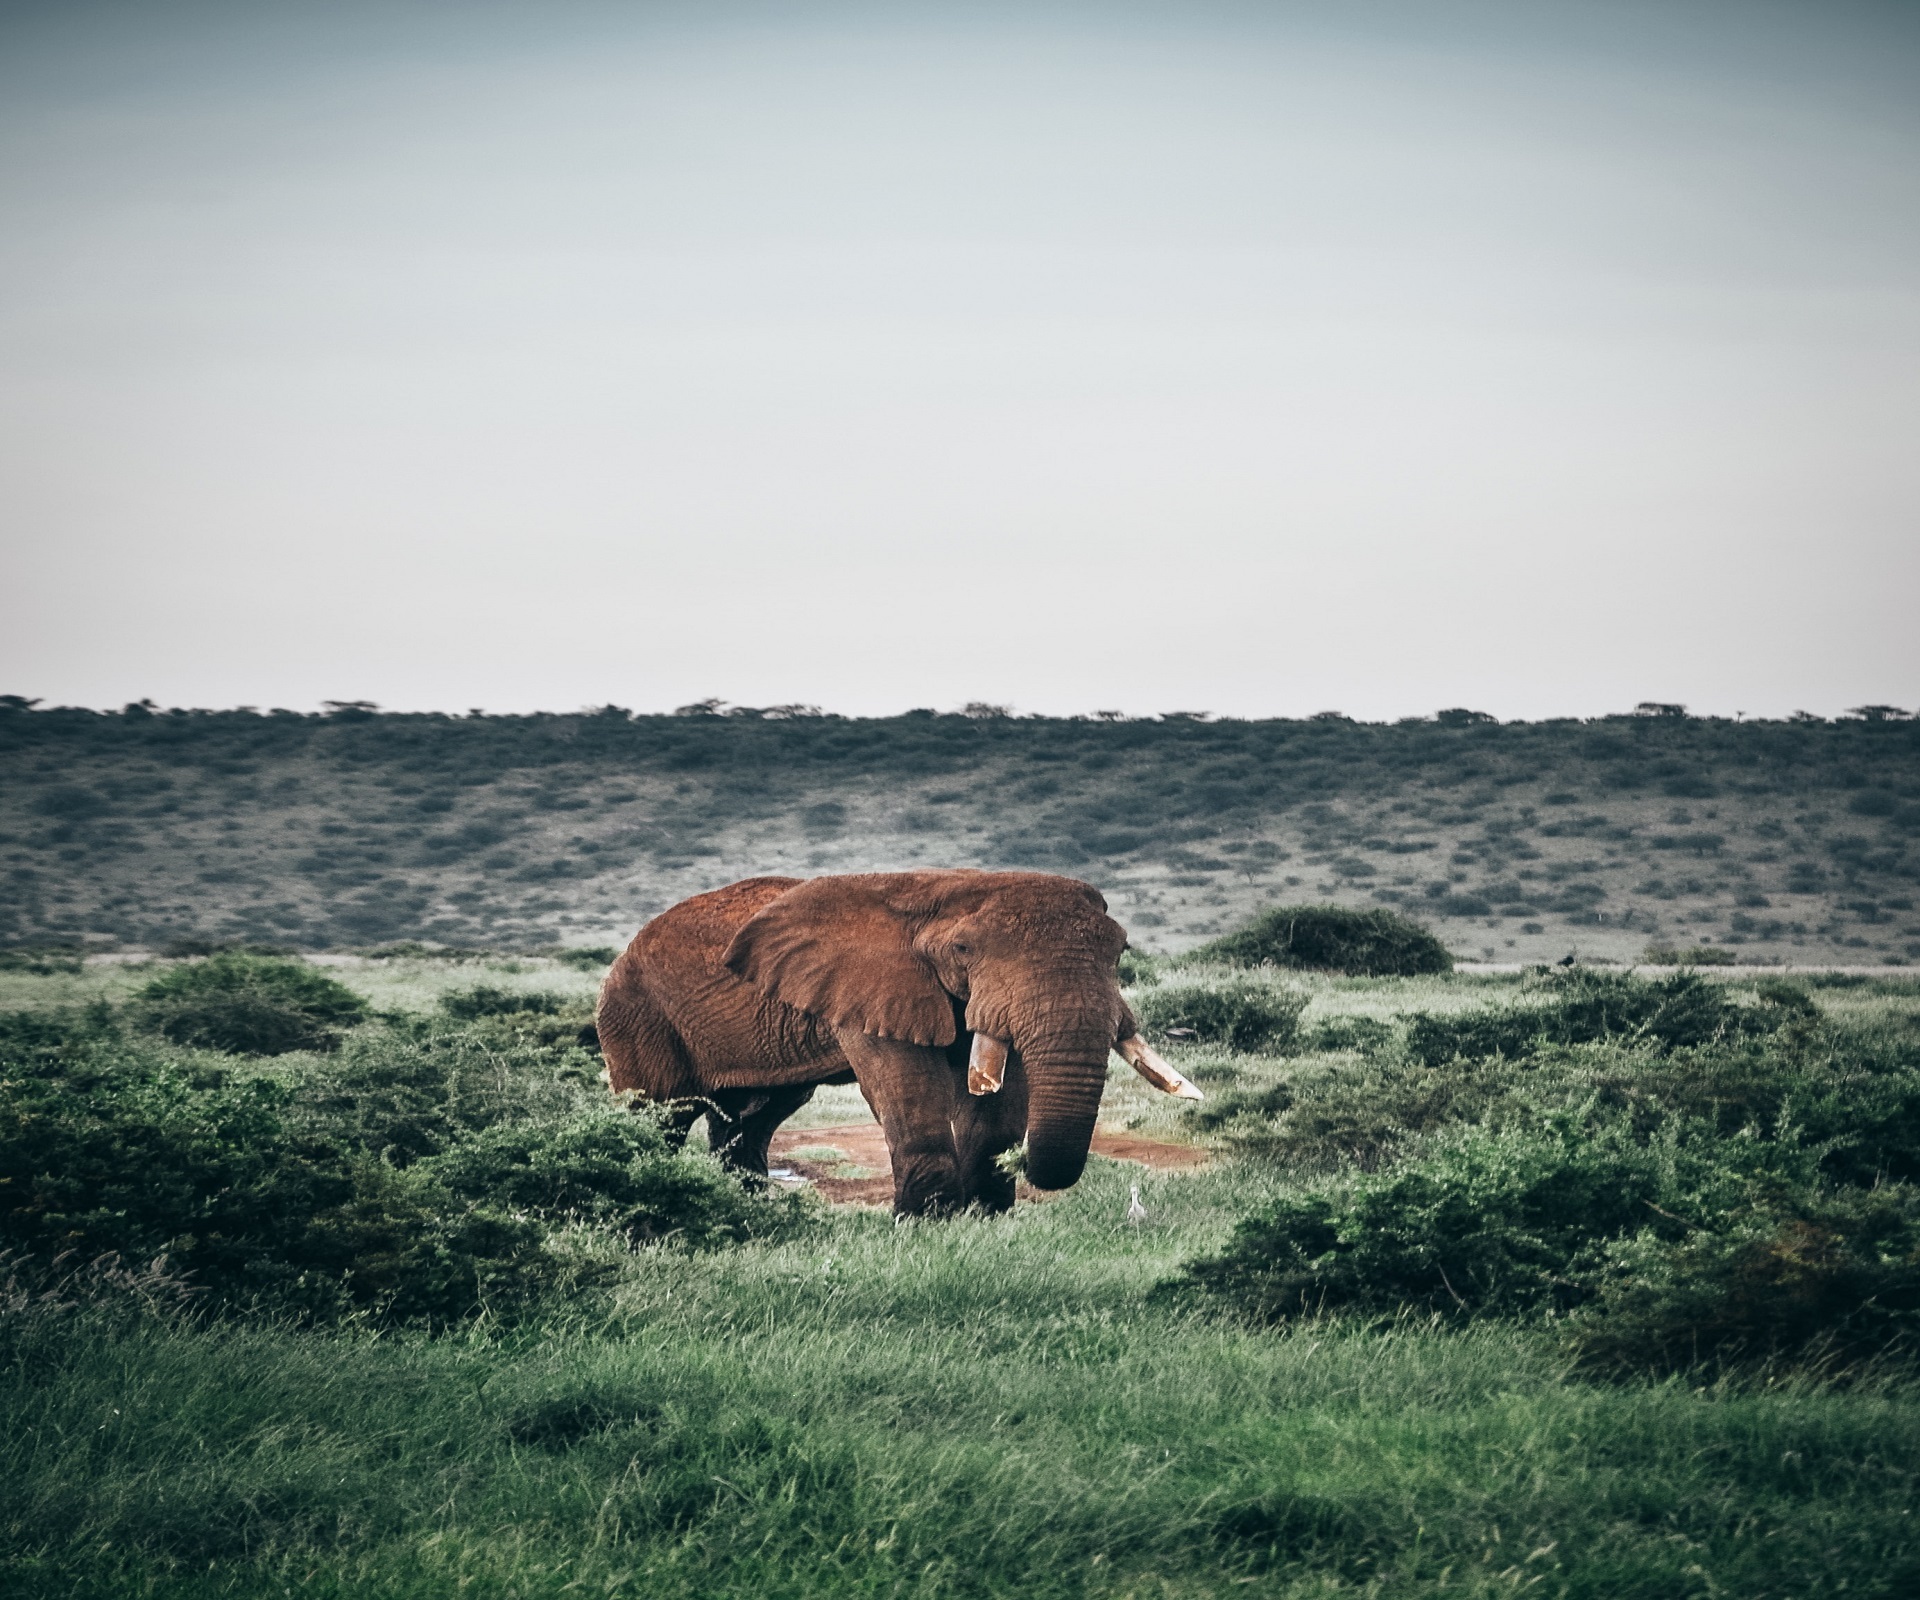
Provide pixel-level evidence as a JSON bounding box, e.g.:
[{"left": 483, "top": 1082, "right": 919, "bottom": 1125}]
[
  {"left": 1403, "top": 1006, "right": 1546, "bottom": 1066},
  {"left": 801, "top": 801, "right": 847, "bottom": 834},
  {"left": 296, "top": 1013, "right": 602, "bottom": 1164},
  {"left": 1568, "top": 1184, "right": 1920, "bottom": 1376},
  {"left": 29, "top": 784, "right": 111, "bottom": 820},
  {"left": 1133, "top": 981, "right": 1307, "bottom": 1053},
  {"left": 440, "top": 985, "right": 569, "bottom": 1020},
  {"left": 1424, "top": 893, "right": 1494, "bottom": 919},
  {"left": 1642, "top": 943, "right": 1739, "bottom": 965},
  {"left": 1173, "top": 983, "right": 1920, "bottom": 1374},
  {"left": 1307, "top": 1016, "right": 1395, "bottom": 1054},
  {"left": 0, "top": 1025, "right": 559, "bottom": 1323},
  {"left": 1404, "top": 970, "right": 1775, "bottom": 1067},
  {"left": 1170, "top": 1119, "right": 1686, "bottom": 1324},
  {"left": 0, "top": 1002, "right": 122, "bottom": 1072},
  {"left": 0, "top": 946, "right": 85, "bottom": 975},
  {"left": 131, "top": 954, "right": 368, "bottom": 1055},
  {"left": 1191, "top": 906, "right": 1452, "bottom": 976},
  {"left": 552, "top": 946, "right": 620, "bottom": 970},
  {"left": 0, "top": 1006, "right": 799, "bottom": 1325},
  {"left": 424, "top": 1109, "right": 800, "bottom": 1248}
]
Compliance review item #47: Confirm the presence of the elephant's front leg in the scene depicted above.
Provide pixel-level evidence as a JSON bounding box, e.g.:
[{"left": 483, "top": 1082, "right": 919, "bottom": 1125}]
[
  {"left": 836, "top": 1031, "right": 962, "bottom": 1216},
  {"left": 951, "top": 1044, "right": 1029, "bottom": 1214}
]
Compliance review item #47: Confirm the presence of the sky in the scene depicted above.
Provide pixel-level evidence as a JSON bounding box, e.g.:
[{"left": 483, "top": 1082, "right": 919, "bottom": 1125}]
[{"left": 2, "top": 0, "right": 1916, "bottom": 722}]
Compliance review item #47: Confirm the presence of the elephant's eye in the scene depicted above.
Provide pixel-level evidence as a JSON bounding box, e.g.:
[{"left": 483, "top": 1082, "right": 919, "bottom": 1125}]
[{"left": 952, "top": 941, "right": 971, "bottom": 955}]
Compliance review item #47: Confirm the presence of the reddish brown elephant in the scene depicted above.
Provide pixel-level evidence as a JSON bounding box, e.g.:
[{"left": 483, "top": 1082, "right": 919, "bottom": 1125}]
[{"left": 596, "top": 870, "right": 1200, "bottom": 1216}]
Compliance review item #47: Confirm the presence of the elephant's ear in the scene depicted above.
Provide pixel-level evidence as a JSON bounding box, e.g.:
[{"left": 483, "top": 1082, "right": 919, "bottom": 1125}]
[{"left": 722, "top": 878, "right": 956, "bottom": 1047}]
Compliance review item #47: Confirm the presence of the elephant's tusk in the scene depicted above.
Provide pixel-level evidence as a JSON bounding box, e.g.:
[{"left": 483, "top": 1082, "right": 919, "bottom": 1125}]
[
  {"left": 967, "top": 1032, "right": 1010, "bottom": 1095},
  {"left": 1116, "top": 1034, "right": 1204, "bottom": 1100}
]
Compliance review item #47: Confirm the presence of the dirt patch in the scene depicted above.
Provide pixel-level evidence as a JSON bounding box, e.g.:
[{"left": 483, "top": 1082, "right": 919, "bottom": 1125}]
[
  {"left": 1088, "top": 1131, "right": 1211, "bottom": 1170},
  {"left": 767, "top": 1121, "right": 1208, "bottom": 1206}
]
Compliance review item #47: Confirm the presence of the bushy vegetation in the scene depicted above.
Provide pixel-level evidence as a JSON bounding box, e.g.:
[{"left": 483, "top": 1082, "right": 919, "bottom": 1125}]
[
  {"left": 4, "top": 698, "right": 1917, "bottom": 962},
  {"left": 1192, "top": 905, "right": 1454, "bottom": 976},
  {"left": 0, "top": 985, "right": 803, "bottom": 1326},
  {"left": 0, "top": 947, "right": 83, "bottom": 975},
  {"left": 130, "top": 952, "right": 368, "bottom": 1055},
  {"left": 1167, "top": 969, "right": 1920, "bottom": 1378},
  {"left": 1133, "top": 979, "right": 1307, "bottom": 1053},
  {"left": 1402, "top": 966, "right": 1799, "bottom": 1065},
  {"left": 426, "top": 1112, "right": 779, "bottom": 1249},
  {"left": 1173, "top": 1116, "right": 1920, "bottom": 1373}
]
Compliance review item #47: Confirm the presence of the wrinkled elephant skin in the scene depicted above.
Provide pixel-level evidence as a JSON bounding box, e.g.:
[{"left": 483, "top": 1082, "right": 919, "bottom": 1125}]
[{"left": 596, "top": 870, "right": 1144, "bottom": 1216}]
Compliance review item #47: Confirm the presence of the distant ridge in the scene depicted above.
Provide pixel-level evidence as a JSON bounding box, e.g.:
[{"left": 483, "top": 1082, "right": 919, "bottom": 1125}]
[{"left": 2, "top": 700, "right": 1915, "bottom": 964}]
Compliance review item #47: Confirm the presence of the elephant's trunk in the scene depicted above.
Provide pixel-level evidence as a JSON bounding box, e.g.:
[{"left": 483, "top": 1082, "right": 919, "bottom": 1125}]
[{"left": 1019, "top": 1034, "right": 1111, "bottom": 1191}]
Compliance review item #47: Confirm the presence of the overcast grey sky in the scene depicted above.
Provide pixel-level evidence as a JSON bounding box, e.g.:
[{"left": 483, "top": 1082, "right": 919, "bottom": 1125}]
[{"left": 2, "top": 0, "right": 1915, "bottom": 720}]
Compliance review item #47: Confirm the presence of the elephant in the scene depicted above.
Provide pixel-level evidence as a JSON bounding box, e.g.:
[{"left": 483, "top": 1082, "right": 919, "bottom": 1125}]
[{"left": 596, "top": 870, "right": 1201, "bottom": 1216}]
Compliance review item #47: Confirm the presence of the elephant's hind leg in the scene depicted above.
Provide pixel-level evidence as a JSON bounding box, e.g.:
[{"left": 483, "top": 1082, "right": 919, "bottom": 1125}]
[
  {"left": 598, "top": 966, "right": 698, "bottom": 1105},
  {"left": 706, "top": 1083, "right": 816, "bottom": 1178}
]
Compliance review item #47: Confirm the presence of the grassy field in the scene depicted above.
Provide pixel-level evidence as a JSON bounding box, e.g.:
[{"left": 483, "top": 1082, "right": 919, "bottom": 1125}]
[
  {"left": 6, "top": 953, "right": 1919, "bottom": 1597},
  {"left": 3, "top": 700, "right": 1918, "bottom": 965}
]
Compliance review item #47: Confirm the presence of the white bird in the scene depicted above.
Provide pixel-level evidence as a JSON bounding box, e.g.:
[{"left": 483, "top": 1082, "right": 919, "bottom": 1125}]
[{"left": 1126, "top": 1184, "right": 1147, "bottom": 1225}]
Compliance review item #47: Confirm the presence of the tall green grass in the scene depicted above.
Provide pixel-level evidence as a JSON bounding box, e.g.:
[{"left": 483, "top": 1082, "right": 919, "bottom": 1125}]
[{"left": 7, "top": 1165, "right": 1919, "bottom": 1597}]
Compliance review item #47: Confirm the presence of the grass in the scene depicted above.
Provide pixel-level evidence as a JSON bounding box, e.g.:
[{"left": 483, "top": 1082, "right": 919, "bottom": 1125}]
[
  {"left": 8, "top": 1166, "right": 1919, "bottom": 1598},
  {"left": 6, "top": 955, "right": 1920, "bottom": 1594}
]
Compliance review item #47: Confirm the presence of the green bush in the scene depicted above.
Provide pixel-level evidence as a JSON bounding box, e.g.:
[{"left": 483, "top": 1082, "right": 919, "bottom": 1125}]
[
  {"left": 130, "top": 953, "right": 368, "bottom": 1055},
  {"left": 440, "top": 985, "right": 569, "bottom": 1020},
  {"left": 1568, "top": 1184, "right": 1920, "bottom": 1376},
  {"left": 429, "top": 988, "right": 599, "bottom": 1056},
  {"left": 1402, "top": 1006, "right": 1547, "bottom": 1067},
  {"left": 1191, "top": 906, "right": 1452, "bottom": 976},
  {"left": 551, "top": 946, "right": 620, "bottom": 970},
  {"left": 1404, "top": 969, "right": 1782, "bottom": 1067},
  {"left": 0, "top": 1005, "right": 801, "bottom": 1326},
  {"left": 0, "top": 1002, "right": 121, "bottom": 1071},
  {"left": 1307, "top": 1016, "right": 1395, "bottom": 1054},
  {"left": 424, "top": 1109, "right": 801, "bottom": 1248},
  {"left": 295, "top": 1015, "right": 598, "bottom": 1164},
  {"left": 0, "top": 945, "right": 85, "bottom": 975},
  {"left": 1644, "top": 943, "right": 1739, "bottom": 965},
  {"left": 1171, "top": 1118, "right": 1692, "bottom": 1324},
  {"left": 0, "top": 1023, "right": 556, "bottom": 1323},
  {"left": 1173, "top": 983, "right": 1920, "bottom": 1374},
  {"left": 1172, "top": 1113, "right": 1912, "bottom": 1364},
  {"left": 1133, "top": 981, "right": 1306, "bottom": 1053},
  {"left": 1201, "top": 1007, "right": 1920, "bottom": 1187}
]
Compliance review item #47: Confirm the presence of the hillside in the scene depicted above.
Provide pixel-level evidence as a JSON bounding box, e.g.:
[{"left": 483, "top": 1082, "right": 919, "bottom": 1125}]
[{"left": 3, "top": 698, "right": 1917, "bottom": 964}]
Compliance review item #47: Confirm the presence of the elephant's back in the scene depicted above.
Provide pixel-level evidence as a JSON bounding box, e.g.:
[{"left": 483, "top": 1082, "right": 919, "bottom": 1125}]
[
  {"left": 630, "top": 876, "right": 803, "bottom": 970},
  {"left": 600, "top": 877, "right": 824, "bottom": 1086}
]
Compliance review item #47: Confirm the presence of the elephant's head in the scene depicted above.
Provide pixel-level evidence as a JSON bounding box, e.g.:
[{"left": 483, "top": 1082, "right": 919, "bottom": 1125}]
[{"left": 721, "top": 870, "right": 1197, "bottom": 1191}]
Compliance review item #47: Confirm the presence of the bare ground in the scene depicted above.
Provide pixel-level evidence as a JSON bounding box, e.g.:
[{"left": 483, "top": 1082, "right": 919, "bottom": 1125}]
[{"left": 767, "top": 1120, "right": 1209, "bottom": 1206}]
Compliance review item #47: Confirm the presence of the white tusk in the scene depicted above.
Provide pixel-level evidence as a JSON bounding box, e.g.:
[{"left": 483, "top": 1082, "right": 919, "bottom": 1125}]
[
  {"left": 1116, "top": 1034, "right": 1204, "bottom": 1100},
  {"left": 967, "top": 1032, "right": 1010, "bottom": 1095}
]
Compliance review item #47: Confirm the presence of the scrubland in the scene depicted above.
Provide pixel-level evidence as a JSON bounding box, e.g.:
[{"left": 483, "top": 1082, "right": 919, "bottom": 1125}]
[
  {"left": 5, "top": 950, "right": 1919, "bottom": 1597},
  {"left": 3, "top": 700, "right": 1918, "bottom": 966}
]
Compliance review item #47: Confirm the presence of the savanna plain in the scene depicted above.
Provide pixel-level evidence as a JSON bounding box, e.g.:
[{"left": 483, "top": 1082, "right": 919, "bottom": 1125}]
[{"left": 5, "top": 703, "right": 1920, "bottom": 1597}]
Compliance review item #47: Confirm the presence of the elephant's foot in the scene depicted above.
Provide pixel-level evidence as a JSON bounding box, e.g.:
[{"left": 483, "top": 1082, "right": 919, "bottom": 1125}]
[
  {"left": 892, "top": 1156, "right": 965, "bottom": 1218},
  {"left": 962, "top": 1166, "right": 1017, "bottom": 1215}
]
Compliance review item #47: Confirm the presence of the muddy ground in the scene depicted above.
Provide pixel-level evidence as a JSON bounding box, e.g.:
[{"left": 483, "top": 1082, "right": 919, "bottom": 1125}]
[{"left": 766, "top": 1120, "right": 1208, "bottom": 1206}]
